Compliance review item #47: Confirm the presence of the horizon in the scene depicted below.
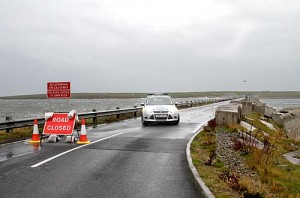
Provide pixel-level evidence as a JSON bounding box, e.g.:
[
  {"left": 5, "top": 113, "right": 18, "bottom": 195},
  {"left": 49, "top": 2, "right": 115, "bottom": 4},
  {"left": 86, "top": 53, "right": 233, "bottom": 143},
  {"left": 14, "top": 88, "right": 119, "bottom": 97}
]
[{"left": 1, "top": 90, "right": 300, "bottom": 99}]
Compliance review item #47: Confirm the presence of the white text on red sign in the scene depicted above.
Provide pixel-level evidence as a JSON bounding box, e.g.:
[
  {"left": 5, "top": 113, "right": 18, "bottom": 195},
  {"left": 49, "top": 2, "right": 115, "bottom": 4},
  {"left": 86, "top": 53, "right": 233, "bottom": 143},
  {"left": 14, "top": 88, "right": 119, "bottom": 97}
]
[{"left": 43, "top": 113, "right": 75, "bottom": 135}]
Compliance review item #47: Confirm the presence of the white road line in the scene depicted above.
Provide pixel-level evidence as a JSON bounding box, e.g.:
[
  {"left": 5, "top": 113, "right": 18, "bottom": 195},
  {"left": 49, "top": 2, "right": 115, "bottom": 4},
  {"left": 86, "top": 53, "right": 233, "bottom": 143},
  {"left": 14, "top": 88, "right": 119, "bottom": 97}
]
[
  {"left": 31, "top": 132, "right": 124, "bottom": 168},
  {"left": 192, "top": 119, "right": 210, "bottom": 133}
]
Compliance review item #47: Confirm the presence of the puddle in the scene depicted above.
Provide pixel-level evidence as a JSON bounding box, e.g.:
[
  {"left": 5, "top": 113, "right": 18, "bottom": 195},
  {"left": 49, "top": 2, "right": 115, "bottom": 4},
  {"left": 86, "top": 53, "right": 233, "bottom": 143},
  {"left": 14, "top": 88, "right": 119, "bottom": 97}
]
[
  {"left": 283, "top": 151, "right": 300, "bottom": 165},
  {"left": 0, "top": 141, "right": 41, "bottom": 162}
]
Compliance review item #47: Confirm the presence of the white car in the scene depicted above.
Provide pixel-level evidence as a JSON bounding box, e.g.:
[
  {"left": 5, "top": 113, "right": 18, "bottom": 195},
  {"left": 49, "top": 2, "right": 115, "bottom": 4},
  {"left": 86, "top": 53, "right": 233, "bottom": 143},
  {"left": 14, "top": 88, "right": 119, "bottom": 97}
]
[{"left": 141, "top": 94, "right": 180, "bottom": 126}]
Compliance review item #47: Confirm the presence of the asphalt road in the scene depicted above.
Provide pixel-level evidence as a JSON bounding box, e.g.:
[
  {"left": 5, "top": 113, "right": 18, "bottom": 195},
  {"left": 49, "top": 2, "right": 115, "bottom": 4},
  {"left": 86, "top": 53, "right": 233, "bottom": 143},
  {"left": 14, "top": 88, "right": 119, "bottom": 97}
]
[{"left": 0, "top": 101, "right": 228, "bottom": 198}]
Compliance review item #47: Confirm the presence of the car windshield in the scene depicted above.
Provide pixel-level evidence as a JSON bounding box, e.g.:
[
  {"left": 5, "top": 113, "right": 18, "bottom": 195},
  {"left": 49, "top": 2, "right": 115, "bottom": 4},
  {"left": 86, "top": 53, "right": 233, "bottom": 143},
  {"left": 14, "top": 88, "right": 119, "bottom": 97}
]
[{"left": 146, "top": 96, "right": 174, "bottom": 105}]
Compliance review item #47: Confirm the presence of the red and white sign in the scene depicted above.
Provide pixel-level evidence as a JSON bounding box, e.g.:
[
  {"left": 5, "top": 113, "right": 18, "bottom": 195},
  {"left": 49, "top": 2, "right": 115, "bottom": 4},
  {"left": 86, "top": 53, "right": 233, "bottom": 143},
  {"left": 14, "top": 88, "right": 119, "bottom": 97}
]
[
  {"left": 43, "top": 113, "right": 75, "bottom": 135},
  {"left": 47, "top": 82, "right": 71, "bottom": 98}
]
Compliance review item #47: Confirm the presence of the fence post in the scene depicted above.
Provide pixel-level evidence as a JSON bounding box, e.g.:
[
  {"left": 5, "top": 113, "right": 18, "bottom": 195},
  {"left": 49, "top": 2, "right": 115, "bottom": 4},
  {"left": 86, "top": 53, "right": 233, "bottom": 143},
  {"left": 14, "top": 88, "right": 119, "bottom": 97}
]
[
  {"left": 134, "top": 106, "right": 137, "bottom": 117},
  {"left": 6, "top": 116, "right": 13, "bottom": 133},
  {"left": 92, "top": 109, "right": 97, "bottom": 126},
  {"left": 116, "top": 107, "right": 120, "bottom": 119}
]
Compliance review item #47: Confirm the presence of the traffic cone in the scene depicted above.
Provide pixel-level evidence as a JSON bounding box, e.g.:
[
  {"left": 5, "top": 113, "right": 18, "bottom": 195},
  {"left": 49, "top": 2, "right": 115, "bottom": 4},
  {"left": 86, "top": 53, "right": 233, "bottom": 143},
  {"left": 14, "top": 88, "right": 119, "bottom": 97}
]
[
  {"left": 77, "top": 118, "right": 90, "bottom": 144},
  {"left": 28, "top": 119, "right": 41, "bottom": 144}
]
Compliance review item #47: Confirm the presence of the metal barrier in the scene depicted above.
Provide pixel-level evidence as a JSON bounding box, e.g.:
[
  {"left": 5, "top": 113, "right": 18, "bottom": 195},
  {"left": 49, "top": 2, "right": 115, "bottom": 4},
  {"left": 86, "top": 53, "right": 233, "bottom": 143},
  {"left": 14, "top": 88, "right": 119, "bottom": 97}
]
[
  {"left": 0, "top": 99, "right": 227, "bottom": 132},
  {"left": 0, "top": 107, "right": 142, "bottom": 132}
]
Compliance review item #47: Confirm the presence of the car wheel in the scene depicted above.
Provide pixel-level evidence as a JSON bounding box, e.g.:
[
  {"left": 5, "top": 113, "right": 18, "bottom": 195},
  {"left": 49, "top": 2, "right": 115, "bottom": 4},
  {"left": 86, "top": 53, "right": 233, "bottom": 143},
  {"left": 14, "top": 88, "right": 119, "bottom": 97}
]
[
  {"left": 141, "top": 117, "right": 148, "bottom": 126},
  {"left": 174, "top": 115, "right": 180, "bottom": 125}
]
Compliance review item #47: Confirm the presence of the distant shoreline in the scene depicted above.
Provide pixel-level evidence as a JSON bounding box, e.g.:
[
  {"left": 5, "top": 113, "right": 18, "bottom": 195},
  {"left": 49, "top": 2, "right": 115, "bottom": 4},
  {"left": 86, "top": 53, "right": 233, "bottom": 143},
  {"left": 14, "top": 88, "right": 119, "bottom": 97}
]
[{"left": 1, "top": 91, "right": 300, "bottom": 100}]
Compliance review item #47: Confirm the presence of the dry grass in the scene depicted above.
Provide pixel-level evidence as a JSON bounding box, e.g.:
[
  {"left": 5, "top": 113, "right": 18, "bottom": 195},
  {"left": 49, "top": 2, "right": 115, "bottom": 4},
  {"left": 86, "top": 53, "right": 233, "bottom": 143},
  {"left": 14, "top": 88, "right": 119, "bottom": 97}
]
[
  {"left": 241, "top": 120, "right": 300, "bottom": 197},
  {"left": 0, "top": 127, "right": 34, "bottom": 144},
  {"left": 245, "top": 112, "right": 277, "bottom": 136},
  {"left": 191, "top": 116, "right": 300, "bottom": 198},
  {"left": 191, "top": 129, "right": 240, "bottom": 198},
  {"left": 245, "top": 138, "right": 300, "bottom": 197}
]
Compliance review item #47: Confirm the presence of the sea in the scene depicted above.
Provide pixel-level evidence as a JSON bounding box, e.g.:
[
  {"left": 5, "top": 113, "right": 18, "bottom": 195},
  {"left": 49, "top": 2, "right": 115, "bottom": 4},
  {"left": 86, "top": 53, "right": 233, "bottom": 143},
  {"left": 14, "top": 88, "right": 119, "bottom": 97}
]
[
  {"left": 0, "top": 97, "right": 208, "bottom": 122},
  {"left": 0, "top": 98, "right": 300, "bottom": 123},
  {"left": 260, "top": 98, "right": 300, "bottom": 111}
]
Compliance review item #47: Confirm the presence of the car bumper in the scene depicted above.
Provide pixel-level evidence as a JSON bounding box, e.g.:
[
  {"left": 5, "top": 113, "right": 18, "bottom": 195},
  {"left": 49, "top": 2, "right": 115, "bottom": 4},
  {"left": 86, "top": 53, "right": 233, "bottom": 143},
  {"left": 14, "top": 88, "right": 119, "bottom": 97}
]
[{"left": 142, "top": 113, "right": 179, "bottom": 122}]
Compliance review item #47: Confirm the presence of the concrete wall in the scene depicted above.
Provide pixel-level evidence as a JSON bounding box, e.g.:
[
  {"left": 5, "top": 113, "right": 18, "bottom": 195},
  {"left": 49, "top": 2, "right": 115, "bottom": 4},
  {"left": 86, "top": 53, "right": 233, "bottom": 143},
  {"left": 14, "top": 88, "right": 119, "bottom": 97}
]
[
  {"left": 272, "top": 110, "right": 300, "bottom": 127},
  {"left": 253, "top": 101, "right": 275, "bottom": 117},
  {"left": 272, "top": 112, "right": 284, "bottom": 127},
  {"left": 242, "top": 101, "right": 253, "bottom": 116},
  {"left": 242, "top": 98, "right": 274, "bottom": 118},
  {"left": 215, "top": 104, "right": 242, "bottom": 126},
  {"left": 253, "top": 104, "right": 265, "bottom": 115},
  {"left": 264, "top": 106, "right": 275, "bottom": 118},
  {"left": 216, "top": 111, "right": 239, "bottom": 125},
  {"left": 284, "top": 118, "right": 300, "bottom": 140},
  {"left": 217, "top": 97, "right": 300, "bottom": 140}
]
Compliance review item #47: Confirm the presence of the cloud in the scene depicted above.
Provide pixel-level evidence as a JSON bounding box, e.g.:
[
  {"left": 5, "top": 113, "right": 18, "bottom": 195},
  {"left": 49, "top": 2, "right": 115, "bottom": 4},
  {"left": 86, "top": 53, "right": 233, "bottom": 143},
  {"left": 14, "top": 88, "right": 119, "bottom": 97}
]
[{"left": 0, "top": 0, "right": 299, "bottom": 96}]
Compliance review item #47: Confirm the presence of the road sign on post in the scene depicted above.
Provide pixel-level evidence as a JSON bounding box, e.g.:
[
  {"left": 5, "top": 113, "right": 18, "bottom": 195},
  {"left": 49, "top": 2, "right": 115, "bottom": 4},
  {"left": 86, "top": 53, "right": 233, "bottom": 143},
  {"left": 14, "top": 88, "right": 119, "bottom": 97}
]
[
  {"left": 43, "top": 113, "right": 75, "bottom": 135},
  {"left": 47, "top": 82, "right": 71, "bottom": 98}
]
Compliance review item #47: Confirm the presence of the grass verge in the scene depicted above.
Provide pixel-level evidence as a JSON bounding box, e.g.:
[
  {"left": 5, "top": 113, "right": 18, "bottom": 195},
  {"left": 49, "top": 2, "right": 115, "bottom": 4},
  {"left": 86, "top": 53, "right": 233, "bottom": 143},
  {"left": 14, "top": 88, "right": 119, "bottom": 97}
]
[
  {"left": 191, "top": 128, "right": 240, "bottom": 198},
  {"left": 191, "top": 117, "right": 300, "bottom": 198}
]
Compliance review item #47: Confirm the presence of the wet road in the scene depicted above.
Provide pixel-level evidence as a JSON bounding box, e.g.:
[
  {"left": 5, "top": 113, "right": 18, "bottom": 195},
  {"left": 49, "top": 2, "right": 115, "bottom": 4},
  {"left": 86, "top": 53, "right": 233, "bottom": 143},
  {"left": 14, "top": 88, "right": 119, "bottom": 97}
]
[{"left": 0, "top": 101, "right": 228, "bottom": 198}]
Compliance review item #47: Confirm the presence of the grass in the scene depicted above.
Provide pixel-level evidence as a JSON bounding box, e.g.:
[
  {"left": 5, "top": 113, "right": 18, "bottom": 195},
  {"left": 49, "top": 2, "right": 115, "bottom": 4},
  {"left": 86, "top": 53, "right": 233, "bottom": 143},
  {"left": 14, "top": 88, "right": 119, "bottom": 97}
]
[
  {"left": 243, "top": 125, "right": 300, "bottom": 197},
  {"left": 191, "top": 117, "right": 300, "bottom": 198},
  {"left": 0, "top": 127, "right": 34, "bottom": 144},
  {"left": 245, "top": 112, "right": 277, "bottom": 136},
  {"left": 245, "top": 149, "right": 300, "bottom": 197},
  {"left": 191, "top": 129, "right": 240, "bottom": 198}
]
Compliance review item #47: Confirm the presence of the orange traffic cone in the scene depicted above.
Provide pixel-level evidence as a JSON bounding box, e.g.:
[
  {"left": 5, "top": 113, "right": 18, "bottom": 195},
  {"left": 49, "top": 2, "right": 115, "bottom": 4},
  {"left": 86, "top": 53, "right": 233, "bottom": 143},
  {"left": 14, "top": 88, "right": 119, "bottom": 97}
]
[
  {"left": 77, "top": 118, "right": 90, "bottom": 144},
  {"left": 28, "top": 119, "right": 41, "bottom": 144}
]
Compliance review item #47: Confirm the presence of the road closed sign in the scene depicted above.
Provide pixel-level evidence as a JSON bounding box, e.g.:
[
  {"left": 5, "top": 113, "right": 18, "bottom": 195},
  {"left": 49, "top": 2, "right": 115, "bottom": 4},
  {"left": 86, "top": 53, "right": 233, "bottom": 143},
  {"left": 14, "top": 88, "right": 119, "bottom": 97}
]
[{"left": 43, "top": 113, "right": 75, "bottom": 135}]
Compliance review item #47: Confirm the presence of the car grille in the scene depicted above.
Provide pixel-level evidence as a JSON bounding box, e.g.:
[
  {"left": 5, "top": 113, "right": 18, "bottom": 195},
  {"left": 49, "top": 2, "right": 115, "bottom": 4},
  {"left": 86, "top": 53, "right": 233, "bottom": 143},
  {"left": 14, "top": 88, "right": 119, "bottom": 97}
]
[
  {"left": 153, "top": 110, "right": 168, "bottom": 113},
  {"left": 155, "top": 114, "right": 168, "bottom": 120}
]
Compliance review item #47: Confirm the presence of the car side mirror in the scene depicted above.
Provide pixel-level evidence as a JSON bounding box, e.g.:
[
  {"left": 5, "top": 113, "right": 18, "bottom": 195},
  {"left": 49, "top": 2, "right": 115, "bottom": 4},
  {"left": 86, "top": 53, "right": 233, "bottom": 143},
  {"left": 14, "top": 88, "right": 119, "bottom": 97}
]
[{"left": 140, "top": 103, "right": 145, "bottom": 106}]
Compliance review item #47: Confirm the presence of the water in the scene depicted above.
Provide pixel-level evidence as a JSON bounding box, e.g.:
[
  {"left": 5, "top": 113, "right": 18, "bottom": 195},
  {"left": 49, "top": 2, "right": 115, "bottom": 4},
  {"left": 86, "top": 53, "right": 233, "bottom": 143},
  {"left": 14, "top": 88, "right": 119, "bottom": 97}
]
[
  {"left": 0, "top": 97, "right": 208, "bottom": 122},
  {"left": 260, "top": 98, "right": 300, "bottom": 111},
  {"left": 2, "top": 98, "right": 299, "bottom": 123}
]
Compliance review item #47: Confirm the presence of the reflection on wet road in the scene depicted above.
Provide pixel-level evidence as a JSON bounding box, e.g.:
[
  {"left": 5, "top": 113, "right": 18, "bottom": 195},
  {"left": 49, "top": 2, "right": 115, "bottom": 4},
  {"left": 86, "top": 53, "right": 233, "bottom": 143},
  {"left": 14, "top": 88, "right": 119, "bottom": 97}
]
[{"left": 0, "top": 141, "right": 41, "bottom": 162}]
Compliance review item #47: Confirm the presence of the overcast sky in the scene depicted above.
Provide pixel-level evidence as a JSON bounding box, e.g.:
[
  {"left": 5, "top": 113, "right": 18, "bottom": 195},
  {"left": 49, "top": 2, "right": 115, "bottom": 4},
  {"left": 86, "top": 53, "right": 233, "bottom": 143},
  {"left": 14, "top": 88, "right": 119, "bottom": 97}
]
[{"left": 0, "top": 0, "right": 299, "bottom": 96}]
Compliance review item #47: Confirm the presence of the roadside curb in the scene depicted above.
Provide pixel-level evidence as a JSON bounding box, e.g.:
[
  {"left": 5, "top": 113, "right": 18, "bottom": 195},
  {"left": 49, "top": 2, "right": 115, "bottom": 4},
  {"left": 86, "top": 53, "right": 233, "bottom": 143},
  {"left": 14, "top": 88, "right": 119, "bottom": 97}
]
[{"left": 186, "top": 123, "right": 215, "bottom": 198}]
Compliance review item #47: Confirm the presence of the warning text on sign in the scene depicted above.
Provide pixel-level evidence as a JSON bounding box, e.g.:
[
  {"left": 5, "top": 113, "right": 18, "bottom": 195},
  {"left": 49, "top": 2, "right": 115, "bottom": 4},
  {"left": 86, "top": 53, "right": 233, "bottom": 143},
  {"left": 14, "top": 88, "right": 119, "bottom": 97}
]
[
  {"left": 47, "top": 82, "right": 71, "bottom": 99},
  {"left": 43, "top": 113, "right": 75, "bottom": 135}
]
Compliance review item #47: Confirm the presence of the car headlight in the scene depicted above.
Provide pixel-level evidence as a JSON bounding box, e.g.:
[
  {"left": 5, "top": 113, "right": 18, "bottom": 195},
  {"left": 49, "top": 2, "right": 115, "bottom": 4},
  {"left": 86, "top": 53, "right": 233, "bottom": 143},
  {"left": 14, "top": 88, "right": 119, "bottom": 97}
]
[
  {"left": 169, "top": 109, "right": 178, "bottom": 114},
  {"left": 143, "top": 108, "right": 153, "bottom": 114}
]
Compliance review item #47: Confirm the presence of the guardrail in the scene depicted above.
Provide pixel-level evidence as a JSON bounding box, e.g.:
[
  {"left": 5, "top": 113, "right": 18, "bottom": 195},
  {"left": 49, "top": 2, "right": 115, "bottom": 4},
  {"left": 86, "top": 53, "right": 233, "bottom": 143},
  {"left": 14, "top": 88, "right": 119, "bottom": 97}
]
[
  {"left": 0, "top": 99, "right": 228, "bottom": 133},
  {"left": 0, "top": 107, "right": 143, "bottom": 132}
]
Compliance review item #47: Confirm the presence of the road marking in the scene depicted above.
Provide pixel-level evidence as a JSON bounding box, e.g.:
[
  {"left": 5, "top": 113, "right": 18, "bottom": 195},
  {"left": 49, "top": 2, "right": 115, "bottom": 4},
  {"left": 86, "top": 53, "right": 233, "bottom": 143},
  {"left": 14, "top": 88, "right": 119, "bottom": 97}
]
[
  {"left": 31, "top": 132, "right": 124, "bottom": 168},
  {"left": 192, "top": 119, "right": 210, "bottom": 133}
]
